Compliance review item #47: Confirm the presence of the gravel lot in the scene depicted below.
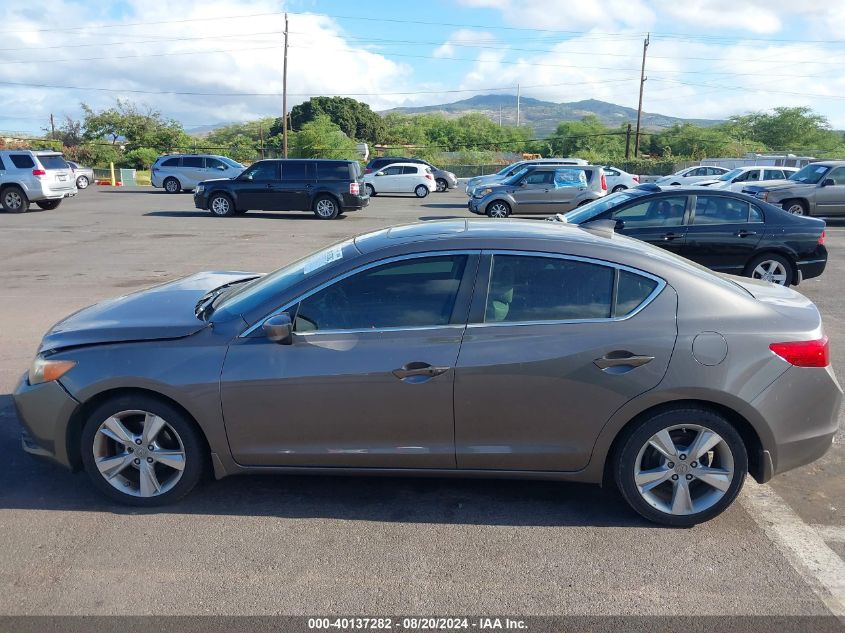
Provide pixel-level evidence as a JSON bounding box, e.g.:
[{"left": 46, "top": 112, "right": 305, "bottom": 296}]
[{"left": 0, "top": 187, "right": 843, "bottom": 616}]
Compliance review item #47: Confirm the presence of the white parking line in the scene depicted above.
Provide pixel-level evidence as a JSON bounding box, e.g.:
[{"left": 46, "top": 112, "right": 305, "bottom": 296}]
[
  {"left": 741, "top": 483, "right": 845, "bottom": 618},
  {"left": 812, "top": 525, "right": 845, "bottom": 543}
]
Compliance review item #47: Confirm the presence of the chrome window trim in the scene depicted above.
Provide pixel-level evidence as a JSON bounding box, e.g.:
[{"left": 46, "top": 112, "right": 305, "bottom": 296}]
[
  {"left": 239, "top": 250, "right": 480, "bottom": 337},
  {"left": 472, "top": 249, "right": 667, "bottom": 328}
]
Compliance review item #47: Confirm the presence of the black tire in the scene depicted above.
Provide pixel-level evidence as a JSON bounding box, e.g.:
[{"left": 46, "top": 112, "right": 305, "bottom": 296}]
[
  {"left": 415, "top": 185, "right": 430, "bottom": 198},
  {"left": 76, "top": 175, "right": 89, "bottom": 189},
  {"left": 435, "top": 178, "right": 448, "bottom": 192},
  {"left": 614, "top": 407, "right": 747, "bottom": 527},
  {"left": 36, "top": 199, "right": 62, "bottom": 210},
  {"left": 486, "top": 200, "right": 511, "bottom": 218},
  {"left": 208, "top": 193, "right": 236, "bottom": 217},
  {"left": 80, "top": 394, "right": 207, "bottom": 507},
  {"left": 1, "top": 185, "right": 29, "bottom": 213},
  {"left": 365, "top": 183, "right": 376, "bottom": 197},
  {"left": 744, "top": 252, "right": 794, "bottom": 286},
  {"left": 782, "top": 199, "right": 808, "bottom": 216},
  {"left": 670, "top": 182, "right": 681, "bottom": 186},
  {"left": 163, "top": 177, "right": 181, "bottom": 194},
  {"left": 612, "top": 185, "right": 627, "bottom": 193},
  {"left": 313, "top": 195, "right": 339, "bottom": 220}
]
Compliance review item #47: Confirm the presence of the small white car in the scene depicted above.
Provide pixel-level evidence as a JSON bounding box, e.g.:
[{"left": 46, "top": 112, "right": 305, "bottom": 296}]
[
  {"left": 655, "top": 166, "right": 730, "bottom": 186},
  {"left": 363, "top": 162, "right": 436, "bottom": 198},
  {"left": 697, "top": 166, "right": 799, "bottom": 191},
  {"left": 602, "top": 166, "right": 640, "bottom": 192}
]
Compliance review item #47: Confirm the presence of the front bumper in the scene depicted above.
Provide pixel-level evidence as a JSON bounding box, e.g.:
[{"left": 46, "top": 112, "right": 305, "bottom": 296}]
[
  {"left": 13, "top": 372, "right": 80, "bottom": 469},
  {"left": 194, "top": 190, "right": 209, "bottom": 209},
  {"left": 468, "top": 198, "right": 483, "bottom": 215}
]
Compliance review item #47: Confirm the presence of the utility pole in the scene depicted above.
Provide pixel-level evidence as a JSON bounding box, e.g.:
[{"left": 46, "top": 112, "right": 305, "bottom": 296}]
[
  {"left": 259, "top": 123, "right": 265, "bottom": 159},
  {"left": 282, "top": 12, "right": 289, "bottom": 158},
  {"left": 634, "top": 33, "right": 649, "bottom": 157},
  {"left": 516, "top": 84, "right": 521, "bottom": 127},
  {"left": 499, "top": 105, "right": 502, "bottom": 126},
  {"left": 49, "top": 114, "right": 55, "bottom": 140},
  {"left": 624, "top": 123, "right": 632, "bottom": 160}
]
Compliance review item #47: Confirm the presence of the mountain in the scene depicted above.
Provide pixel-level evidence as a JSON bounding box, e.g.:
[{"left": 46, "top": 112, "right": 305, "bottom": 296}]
[
  {"left": 383, "top": 95, "right": 723, "bottom": 137},
  {"left": 185, "top": 123, "right": 233, "bottom": 137}
]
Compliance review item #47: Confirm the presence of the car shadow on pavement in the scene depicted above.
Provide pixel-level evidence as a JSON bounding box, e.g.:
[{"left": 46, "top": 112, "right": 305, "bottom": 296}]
[
  {"left": 144, "top": 211, "right": 347, "bottom": 220},
  {"left": 418, "top": 215, "right": 466, "bottom": 221},
  {"left": 0, "top": 395, "right": 651, "bottom": 528},
  {"left": 420, "top": 203, "right": 468, "bottom": 209}
]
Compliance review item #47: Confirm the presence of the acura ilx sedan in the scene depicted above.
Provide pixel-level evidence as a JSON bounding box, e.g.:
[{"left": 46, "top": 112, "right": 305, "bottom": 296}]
[{"left": 14, "top": 220, "right": 841, "bottom": 526}]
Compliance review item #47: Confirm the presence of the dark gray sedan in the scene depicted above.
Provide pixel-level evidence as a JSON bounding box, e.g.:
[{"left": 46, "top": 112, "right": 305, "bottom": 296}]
[{"left": 13, "top": 220, "right": 841, "bottom": 526}]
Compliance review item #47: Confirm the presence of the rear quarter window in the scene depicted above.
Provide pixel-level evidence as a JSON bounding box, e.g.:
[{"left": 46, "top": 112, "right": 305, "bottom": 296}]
[
  {"left": 616, "top": 270, "right": 659, "bottom": 317},
  {"left": 316, "top": 162, "right": 352, "bottom": 180},
  {"left": 10, "top": 154, "right": 35, "bottom": 169},
  {"left": 161, "top": 157, "right": 180, "bottom": 167}
]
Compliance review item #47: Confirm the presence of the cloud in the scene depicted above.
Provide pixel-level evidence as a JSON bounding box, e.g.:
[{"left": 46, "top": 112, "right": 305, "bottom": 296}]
[
  {"left": 433, "top": 29, "right": 498, "bottom": 58},
  {"left": 458, "top": 0, "right": 656, "bottom": 31}
]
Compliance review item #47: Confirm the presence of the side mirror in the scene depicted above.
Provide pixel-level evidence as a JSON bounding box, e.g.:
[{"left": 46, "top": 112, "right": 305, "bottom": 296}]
[
  {"left": 519, "top": 181, "right": 527, "bottom": 187},
  {"left": 375, "top": 171, "right": 384, "bottom": 177},
  {"left": 216, "top": 165, "right": 226, "bottom": 170},
  {"left": 821, "top": 178, "right": 835, "bottom": 187},
  {"left": 614, "top": 219, "right": 625, "bottom": 230},
  {"left": 263, "top": 313, "right": 293, "bottom": 344}
]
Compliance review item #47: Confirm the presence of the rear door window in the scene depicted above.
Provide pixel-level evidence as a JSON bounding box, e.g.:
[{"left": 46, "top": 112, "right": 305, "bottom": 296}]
[
  {"left": 693, "top": 196, "right": 750, "bottom": 224},
  {"left": 182, "top": 156, "right": 203, "bottom": 168},
  {"left": 615, "top": 270, "right": 660, "bottom": 317},
  {"left": 612, "top": 196, "right": 687, "bottom": 227},
  {"left": 281, "top": 162, "right": 309, "bottom": 180},
  {"left": 764, "top": 169, "right": 783, "bottom": 180},
  {"left": 316, "top": 162, "right": 350, "bottom": 181},
  {"left": 402, "top": 166, "right": 419, "bottom": 175},
  {"left": 205, "top": 157, "right": 225, "bottom": 170},
  {"left": 10, "top": 154, "right": 35, "bottom": 169}
]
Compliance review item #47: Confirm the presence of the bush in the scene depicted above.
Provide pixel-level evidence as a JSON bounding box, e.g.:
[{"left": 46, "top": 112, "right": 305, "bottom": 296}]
[{"left": 120, "top": 147, "right": 159, "bottom": 170}]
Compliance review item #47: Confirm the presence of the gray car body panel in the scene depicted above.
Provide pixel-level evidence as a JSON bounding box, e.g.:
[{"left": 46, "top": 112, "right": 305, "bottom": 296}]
[
  {"left": 13, "top": 220, "right": 841, "bottom": 486},
  {"left": 743, "top": 161, "right": 845, "bottom": 216}
]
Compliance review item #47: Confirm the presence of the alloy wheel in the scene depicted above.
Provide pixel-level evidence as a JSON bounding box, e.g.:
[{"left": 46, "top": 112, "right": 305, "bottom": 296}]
[
  {"left": 165, "top": 179, "right": 179, "bottom": 193},
  {"left": 76, "top": 176, "right": 89, "bottom": 189},
  {"left": 92, "top": 409, "right": 187, "bottom": 498},
  {"left": 633, "top": 424, "right": 734, "bottom": 516},
  {"left": 315, "top": 199, "right": 336, "bottom": 218},
  {"left": 786, "top": 203, "right": 806, "bottom": 216},
  {"left": 5, "top": 191, "right": 22, "bottom": 210},
  {"left": 436, "top": 179, "right": 447, "bottom": 192},
  {"left": 487, "top": 202, "right": 509, "bottom": 218},
  {"left": 211, "top": 196, "right": 231, "bottom": 216},
  {"left": 751, "top": 259, "right": 788, "bottom": 285}
]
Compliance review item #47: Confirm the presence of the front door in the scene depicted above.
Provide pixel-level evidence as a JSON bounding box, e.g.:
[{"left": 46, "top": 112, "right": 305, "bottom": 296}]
[
  {"left": 815, "top": 166, "right": 845, "bottom": 215},
  {"left": 513, "top": 170, "right": 555, "bottom": 214},
  {"left": 221, "top": 253, "right": 479, "bottom": 468},
  {"left": 236, "top": 161, "right": 280, "bottom": 210},
  {"left": 611, "top": 194, "right": 690, "bottom": 255},
  {"left": 379, "top": 165, "right": 404, "bottom": 192},
  {"left": 454, "top": 252, "right": 677, "bottom": 471},
  {"left": 682, "top": 194, "right": 763, "bottom": 274}
]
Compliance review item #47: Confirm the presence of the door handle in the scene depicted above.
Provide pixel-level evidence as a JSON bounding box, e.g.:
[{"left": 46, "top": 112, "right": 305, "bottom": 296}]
[
  {"left": 392, "top": 362, "right": 451, "bottom": 380},
  {"left": 735, "top": 230, "right": 757, "bottom": 237},
  {"left": 594, "top": 352, "right": 655, "bottom": 370},
  {"left": 663, "top": 232, "right": 682, "bottom": 241}
]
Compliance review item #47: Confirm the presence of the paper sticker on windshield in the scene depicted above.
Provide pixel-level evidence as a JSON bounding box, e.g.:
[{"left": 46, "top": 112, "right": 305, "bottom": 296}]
[{"left": 303, "top": 245, "right": 344, "bottom": 274}]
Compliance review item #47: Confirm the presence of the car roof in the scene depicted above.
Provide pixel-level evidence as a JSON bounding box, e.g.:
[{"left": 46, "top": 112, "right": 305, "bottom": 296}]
[{"left": 810, "top": 160, "right": 845, "bottom": 167}]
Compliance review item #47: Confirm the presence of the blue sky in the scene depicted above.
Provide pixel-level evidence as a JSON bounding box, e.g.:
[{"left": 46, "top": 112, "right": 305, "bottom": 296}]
[{"left": 2, "top": 0, "right": 844, "bottom": 136}]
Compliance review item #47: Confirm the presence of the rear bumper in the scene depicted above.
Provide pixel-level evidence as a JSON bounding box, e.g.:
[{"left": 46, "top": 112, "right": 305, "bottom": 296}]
[
  {"left": 796, "top": 253, "right": 827, "bottom": 281},
  {"left": 752, "top": 364, "right": 842, "bottom": 477},
  {"left": 340, "top": 193, "right": 369, "bottom": 211},
  {"left": 12, "top": 372, "right": 79, "bottom": 469}
]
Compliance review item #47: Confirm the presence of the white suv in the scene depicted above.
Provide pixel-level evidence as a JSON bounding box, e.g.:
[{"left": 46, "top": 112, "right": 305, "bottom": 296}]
[
  {"left": 151, "top": 154, "right": 245, "bottom": 193},
  {"left": 0, "top": 150, "right": 77, "bottom": 212}
]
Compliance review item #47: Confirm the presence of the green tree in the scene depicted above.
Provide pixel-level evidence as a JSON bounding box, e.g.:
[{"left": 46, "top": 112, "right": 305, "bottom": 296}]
[
  {"left": 120, "top": 147, "right": 159, "bottom": 169},
  {"left": 278, "top": 97, "right": 385, "bottom": 143},
  {"left": 549, "top": 115, "right": 626, "bottom": 158},
  {"left": 290, "top": 115, "right": 358, "bottom": 159},
  {"left": 81, "top": 99, "right": 191, "bottom": 152},
  {"left": 204, "top": 118, "right": 276, "bottom": 161},
  {"left": 727, "top": 106, "right": 844, "bottom": 153}
]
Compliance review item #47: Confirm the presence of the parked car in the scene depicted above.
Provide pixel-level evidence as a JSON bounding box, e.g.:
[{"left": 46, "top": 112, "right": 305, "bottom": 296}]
[
  {"left": 468, "top": 165, "right": 606, "bottom": 217},
  {"left": 151, "top": 154, "right": 245, "bottom": 193},
  {"left": 697, "top": 166, "right": 798, "bottom": 191},
  {"left": 194, "top": 159, "right": 367, "bottom": 220},
  {"left": 655, "top": 166, "right": 730, "bottom": 186},
  {"left": 742, "top": 161, "right": 845, "bottom": 216},
  {"left": 365, "top": 157, "right": 457, "bottom": 192},
  {"left": 603, "top": 166, "right": 640, "bottom": 192},
  {"left": 14, "top": 219, "right": 840, "bottom": 526},
  {"left": 363, "top": 162, "right": 436, "bottom": 198},
  {"left": 554, "top": 185, "right": 827, "bottom": 286},
  {"left": 466, "top": 158, "right": 588, "bottom": 195},
  {"left": 0, "top": 150, "right": 76, "bottom": 212},
  {"left": 66, "top": 161, "right": 95, "bottom": 190}
]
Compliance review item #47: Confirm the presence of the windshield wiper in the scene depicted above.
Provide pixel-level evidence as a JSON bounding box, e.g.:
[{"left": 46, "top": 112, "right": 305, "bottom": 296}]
[{"left": 195, "top": 277, "right": 258, "bottom": 320}]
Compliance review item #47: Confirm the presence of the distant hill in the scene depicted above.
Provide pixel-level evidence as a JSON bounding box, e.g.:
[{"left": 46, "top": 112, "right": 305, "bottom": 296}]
[
  {"left": 383, "top": 95, "right": 723, "bottom": 137},
  {"left": 185, "top": 123, "right": 233, "bottom": 137}
]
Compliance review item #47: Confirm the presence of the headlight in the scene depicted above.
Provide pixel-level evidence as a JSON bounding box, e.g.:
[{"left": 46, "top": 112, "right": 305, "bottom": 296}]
[
  {"left": 195, "top": 184, "right": 205, "bottom": 194},
  {"left": 475, "top": 188, "right": 493, "bottom": 198},
  {"left": 29, "top": 356, "right": 76, "bottom": 385}
]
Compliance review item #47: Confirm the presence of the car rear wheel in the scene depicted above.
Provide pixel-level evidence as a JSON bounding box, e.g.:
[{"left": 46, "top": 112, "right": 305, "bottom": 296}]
[
  {"left": 783, "top": 200, "right": 808, "bottom": 216},
  {"left": 313, "top": 196, "right": 339, "bottom": 220},
  {"left": 365, "top": 183, "right": 376, "bottom": 197},
  {"left": 615, "top": 408, "right": 747, "bottom": 526},
  {"left": 415, "top": 185, "right": 430, "bottom": 198},
  {"left": 76, "top": 175, "right": 89, "bottom": 189},
  {"left": 209, "top": 193, "right": 236, "bottom": 217},
  {"left": 436, "top": 178, "right": 448, "bottom": 192},
  {"left": 745, "top": 253, "right": 793, "bottom": 286},
  {"left": 36, "top": 199, "right": 62, "bottom": 210},
  {"left": 612, "top": 185, "right": 627, "bottom": 193},
  {"left": 1, "top": 186, "right": 29, "bottom": 213},
  {"left": 163, "top": 177, "right": 181, "bottom": 194},
  {"left": 80, "top": 395, "right": 207, "bottom": 506},
  {"left": 486, "top": 201, "right": 511, "bottom": 218}
]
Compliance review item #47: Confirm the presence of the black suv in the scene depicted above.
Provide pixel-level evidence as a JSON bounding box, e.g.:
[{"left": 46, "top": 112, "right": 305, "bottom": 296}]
[{"left": 194, "top": 159, "right": 368, "bottom": 220}]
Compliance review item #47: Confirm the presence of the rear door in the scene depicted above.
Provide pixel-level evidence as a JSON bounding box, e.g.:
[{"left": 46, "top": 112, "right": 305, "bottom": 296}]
[
  {"left": 454, "top": 252, "right": 677, "bottom": 471},
  {"left": 179, "top": 156, "right": 206, "bottom": 188},
  {"left": 277, "top": 161, "right": 312, "bottom": 210},
  {"left": 547, "top": 167, "right": 589, "bottom": 212},
  {"left": 681, "top": 194, "right": 764, "bottom": 274},
  {"left": 611, "top": 194, "right": 690, "bottom": 255},
  {"left": 401, "top": 165, "right": 421, "bottom": 192}
]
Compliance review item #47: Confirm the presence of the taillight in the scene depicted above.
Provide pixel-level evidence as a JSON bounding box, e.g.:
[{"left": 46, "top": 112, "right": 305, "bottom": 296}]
[
  {"left": 32, "top": 169, "right": 46, "bottom": 177},
  {"left": 349, "top": 181, "right": 360, "bottom": 195},
  {"left": 364, "top": 168, "right": 372, "bottom": 174},
  {"left": 633, "top": 175, "right": 640, "bottom": 183},
  {"left": 818, "top": 230, "right": 826, "bottom": 246},
  {"left": 601, "top": 173, "right": 607, "bottom": 191},
  {"left": 769, "top": 337, "right": 829, "bottom": 367},
  {"left": 425, "top": 174, "right": 433, "bottom": 180}
]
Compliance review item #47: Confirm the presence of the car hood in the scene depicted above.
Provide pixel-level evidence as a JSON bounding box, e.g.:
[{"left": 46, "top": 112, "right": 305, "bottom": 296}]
[
  {"left": 39, "top": 271, "right": 257, "bottom": 353},
  {"left": 742, "top": 179, "right": 799, "bottom": 193},
  {"left": 198, "top": 178, "right": 232, "bottom": 185}
]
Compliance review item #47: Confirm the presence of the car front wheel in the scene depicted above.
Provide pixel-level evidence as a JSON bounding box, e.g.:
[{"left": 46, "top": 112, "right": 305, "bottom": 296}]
[
  {"left": 209, "top": 193, "right": 236, "bottom": 217},
  {"left": 612, "top": 185, "right": 627, "bottom": 193},
  {"left": 615, "top": 407, "right": 747, "bottom": 526},
  {"left": 486, "top": 201, "right": 511, "bottom": 218},
  {"left": 783, "top": 200, "right": 808, "bottom": 216},
  {"left": 80, "top": 395, "right": 207, "bottom": 506}
]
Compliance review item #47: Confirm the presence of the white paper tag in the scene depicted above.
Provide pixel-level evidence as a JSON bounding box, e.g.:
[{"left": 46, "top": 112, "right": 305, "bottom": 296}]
[{"left": 303, "top": 245, "right": 344, "bottom": 274}]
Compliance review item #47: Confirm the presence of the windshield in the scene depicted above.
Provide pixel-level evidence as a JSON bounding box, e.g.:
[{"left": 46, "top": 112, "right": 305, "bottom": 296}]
[
  {"left": 221, "top": 157, "right": 244, "bottom": 169},
  {"left": 719, "top": 168, "right": 743, "bottom": 181},
  {"left": 213, "top": 239, "right": 356, "bottom": 318},
  {"left": 496, "top": 163, "right": 521, "bottom": 177},
  {"left": 789, "top": 163, "right": 830, "bottom": 184},
  {"left": 502, "top": 167, "right": 531, "bottom": 185},
  {"left": 561, "top": 191, "right": 642, "bottom": 223}
]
